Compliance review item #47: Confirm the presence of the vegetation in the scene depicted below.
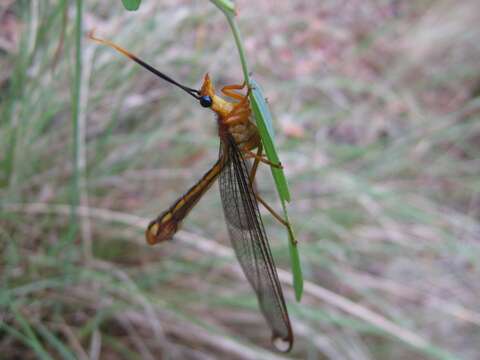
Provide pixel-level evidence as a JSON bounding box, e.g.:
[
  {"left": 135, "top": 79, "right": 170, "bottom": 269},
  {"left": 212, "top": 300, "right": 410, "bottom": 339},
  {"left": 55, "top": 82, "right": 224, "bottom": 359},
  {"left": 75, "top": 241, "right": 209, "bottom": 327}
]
[{"left": 1, "top": 0, "right": 479, "bottom": 358}]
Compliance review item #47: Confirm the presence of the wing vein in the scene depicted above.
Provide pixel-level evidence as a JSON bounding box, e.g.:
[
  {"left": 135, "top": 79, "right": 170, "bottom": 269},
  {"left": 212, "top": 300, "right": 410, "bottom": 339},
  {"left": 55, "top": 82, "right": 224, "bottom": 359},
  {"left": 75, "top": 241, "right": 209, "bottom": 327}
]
[{"left": 218, "top": 134, "right": 293, "bottom": 351}]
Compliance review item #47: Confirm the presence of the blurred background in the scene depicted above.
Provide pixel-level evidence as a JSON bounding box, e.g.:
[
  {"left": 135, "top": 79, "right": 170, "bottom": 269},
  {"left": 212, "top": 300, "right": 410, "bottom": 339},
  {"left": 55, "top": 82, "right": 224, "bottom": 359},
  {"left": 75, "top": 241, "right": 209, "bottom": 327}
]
[{"left": 1, "top": 0, "right": 480, "bottom": 359}]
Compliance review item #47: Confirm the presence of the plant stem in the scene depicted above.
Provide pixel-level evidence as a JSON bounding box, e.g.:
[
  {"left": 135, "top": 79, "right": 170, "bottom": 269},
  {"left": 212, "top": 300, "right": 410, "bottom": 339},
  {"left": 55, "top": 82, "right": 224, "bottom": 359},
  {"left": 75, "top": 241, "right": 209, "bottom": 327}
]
[
  {"left": 209, "top": 1, "right": 250, "bottom": 85},
  {"left": 225, "top": 14, "right": 250, "bottom": 86},
  {"left": 208, "top": 0, "right": 235, "bottom": 15}
]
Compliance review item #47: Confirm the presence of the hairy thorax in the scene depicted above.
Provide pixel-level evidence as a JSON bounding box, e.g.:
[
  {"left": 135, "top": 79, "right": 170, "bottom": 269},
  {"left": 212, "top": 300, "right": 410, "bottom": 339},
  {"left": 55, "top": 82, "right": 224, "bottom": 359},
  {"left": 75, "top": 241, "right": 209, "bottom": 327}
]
[{"left": 228, "top": 120, "right": 261, "bottom": 151}]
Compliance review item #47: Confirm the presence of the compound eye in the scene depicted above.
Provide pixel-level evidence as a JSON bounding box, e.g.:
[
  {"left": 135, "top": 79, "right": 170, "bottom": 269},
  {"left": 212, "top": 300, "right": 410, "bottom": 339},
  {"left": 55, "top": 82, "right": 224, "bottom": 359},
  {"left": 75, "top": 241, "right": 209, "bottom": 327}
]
[{"left": 199, "top": 95, "right": 212, "bottom": 108}]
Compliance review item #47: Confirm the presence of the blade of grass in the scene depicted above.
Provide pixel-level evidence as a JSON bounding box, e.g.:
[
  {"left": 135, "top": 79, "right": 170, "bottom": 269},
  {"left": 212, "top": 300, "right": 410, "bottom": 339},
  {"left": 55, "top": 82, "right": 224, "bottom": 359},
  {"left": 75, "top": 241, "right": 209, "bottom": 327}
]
[
  {"left": 36, "top": 322, "right": 77, "bottom": 360},
  {"left": 72, "top": 1, "right": 83, "bottom": 215},
  {"left": 59, "top": 0, "right": 84, "bottom": 257},
  {"left": 2, "top": 2, "right": 32, "bottom": 189},
  {"left": 10, "top": 306, "right": 52, "bottom": 360}
]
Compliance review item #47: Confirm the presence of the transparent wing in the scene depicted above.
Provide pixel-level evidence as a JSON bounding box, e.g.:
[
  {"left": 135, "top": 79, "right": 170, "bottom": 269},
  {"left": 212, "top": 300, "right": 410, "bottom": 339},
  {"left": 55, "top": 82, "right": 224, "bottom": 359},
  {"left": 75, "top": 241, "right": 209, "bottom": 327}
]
[{"left": 218, "top": 134, "right": 293, "bottom": 352}]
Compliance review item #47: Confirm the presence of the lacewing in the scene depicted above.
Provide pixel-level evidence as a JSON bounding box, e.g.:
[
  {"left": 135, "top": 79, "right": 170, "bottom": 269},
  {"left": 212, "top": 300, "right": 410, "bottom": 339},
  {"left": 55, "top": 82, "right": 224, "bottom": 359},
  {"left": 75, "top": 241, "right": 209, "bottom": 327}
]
[{"left": 90, "top": 32, "right": 294, "bottom": 352}]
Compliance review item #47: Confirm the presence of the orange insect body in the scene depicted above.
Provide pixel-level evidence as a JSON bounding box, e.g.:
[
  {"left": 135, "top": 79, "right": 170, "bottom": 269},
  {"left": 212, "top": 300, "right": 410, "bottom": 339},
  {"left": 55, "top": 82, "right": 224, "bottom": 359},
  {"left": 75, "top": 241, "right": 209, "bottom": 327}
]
[
  {"left": 146, "top": 74, "right": 261, "bottom": 245},
  {"left": 200, "top": 74, "right": 260, "bottom": 152}
]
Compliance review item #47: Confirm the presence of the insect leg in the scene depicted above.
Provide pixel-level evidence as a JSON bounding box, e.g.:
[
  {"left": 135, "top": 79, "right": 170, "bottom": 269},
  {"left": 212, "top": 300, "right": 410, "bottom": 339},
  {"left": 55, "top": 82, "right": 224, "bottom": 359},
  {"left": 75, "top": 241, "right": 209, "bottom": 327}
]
[
  {"left": 221, "top": 81, "right": 247, "bottom": 100},
  {"left": 224, "top": 97, "right": 251, "bottom": 126},
  {"left": 255, "top": 190, "right": 297, "bottom": 245},
  {"left": 245, "top": 145, "right": 289, "bottom": 229},
  {"left": 255, "top": 193, "right": 289, "bottom": 228},
  {"left": 244, "top": 149, "right": 283, "bottom": 169},
  {"left": 248, "top": 144, "right": 262, "bottom": 185},
  {"left": 240, "top": 137, "right": 282, "bottom": 169}
]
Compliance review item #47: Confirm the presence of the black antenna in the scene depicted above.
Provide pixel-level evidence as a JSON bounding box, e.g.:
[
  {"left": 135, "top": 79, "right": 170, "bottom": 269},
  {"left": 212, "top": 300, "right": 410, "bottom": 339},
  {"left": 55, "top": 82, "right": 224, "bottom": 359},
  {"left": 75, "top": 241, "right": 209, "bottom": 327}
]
[{"left": 89, "top": 31, "right": 201, "bottom": 100}]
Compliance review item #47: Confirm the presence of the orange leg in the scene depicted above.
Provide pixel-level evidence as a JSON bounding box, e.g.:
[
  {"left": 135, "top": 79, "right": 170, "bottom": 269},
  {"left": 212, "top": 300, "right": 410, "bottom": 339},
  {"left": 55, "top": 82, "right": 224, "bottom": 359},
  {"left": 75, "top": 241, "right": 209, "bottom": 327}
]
[
  {"left": 224, "top": 92, "right": 251, "bottom": 126},
  {"left": 229, "top": 86, "right": 251, "bottom": 111},
  {"left": 229, "top": 92, "right": 249, "bottom": 114},
  {"left": 221, "top": 81, "right": 247, "bottom": 100}
]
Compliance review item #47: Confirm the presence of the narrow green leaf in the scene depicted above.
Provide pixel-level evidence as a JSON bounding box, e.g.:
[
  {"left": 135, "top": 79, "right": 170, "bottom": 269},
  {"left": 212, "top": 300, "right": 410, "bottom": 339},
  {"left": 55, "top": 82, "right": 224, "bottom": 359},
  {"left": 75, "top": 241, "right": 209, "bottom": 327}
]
[
  {"left": 286, "top": 222, "right": 303, "bottom": 301},
  {"left": 121, "top": 0, "right": 141, "bottom": 11},
  {"left": 280, "top": 197, "right": 304, "bottom": 301},
  {"left": 250, "top": 79, "right": 290, "bottom": 202},
  {"left": 249, "top": 78, "right": 303, "bottom": 301}
]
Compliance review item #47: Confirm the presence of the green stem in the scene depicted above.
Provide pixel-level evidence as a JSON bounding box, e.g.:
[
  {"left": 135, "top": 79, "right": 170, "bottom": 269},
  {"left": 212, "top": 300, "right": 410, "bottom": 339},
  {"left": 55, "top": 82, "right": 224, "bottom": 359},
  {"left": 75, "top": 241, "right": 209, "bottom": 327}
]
[
  {"left": 209, "top": 1, "right": 250, "bottom": 86},
  {"left": 208, "top": 0, "right": 235, "bottom": 15},
  {"left": 225, "top": 14, "right": 250, "bottom": 86}
]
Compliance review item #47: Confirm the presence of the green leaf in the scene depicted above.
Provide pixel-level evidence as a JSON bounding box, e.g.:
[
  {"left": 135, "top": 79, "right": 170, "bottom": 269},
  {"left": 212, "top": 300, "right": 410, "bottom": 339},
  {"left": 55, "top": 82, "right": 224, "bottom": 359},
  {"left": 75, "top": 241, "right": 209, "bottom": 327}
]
[
  {"left": 287, "top": 223, "right": 304, "bottom": 301},
  {"left": 250, "top": 78, "right": 304, "bottom": 301},
  {"left": 250, "top": 79, "right": 290, "bottom": 202},
  {"left": 121, "top": 0, "right": 141, "bottom": 11}
]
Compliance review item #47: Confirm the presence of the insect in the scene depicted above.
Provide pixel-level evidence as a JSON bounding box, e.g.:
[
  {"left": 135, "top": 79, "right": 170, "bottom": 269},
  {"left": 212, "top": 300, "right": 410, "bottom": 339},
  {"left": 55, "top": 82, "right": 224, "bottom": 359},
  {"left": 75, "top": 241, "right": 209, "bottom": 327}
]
[{"left": 89, "top": 32, "right": 293, "bottom": 352}]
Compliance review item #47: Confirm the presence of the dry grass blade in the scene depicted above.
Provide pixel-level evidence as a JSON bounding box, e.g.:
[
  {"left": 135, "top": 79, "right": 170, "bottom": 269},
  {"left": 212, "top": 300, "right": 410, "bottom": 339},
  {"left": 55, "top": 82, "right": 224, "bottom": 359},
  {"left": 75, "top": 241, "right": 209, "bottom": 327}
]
[{"left": 5, "top": 203, "right": 446, "bottom": 356}]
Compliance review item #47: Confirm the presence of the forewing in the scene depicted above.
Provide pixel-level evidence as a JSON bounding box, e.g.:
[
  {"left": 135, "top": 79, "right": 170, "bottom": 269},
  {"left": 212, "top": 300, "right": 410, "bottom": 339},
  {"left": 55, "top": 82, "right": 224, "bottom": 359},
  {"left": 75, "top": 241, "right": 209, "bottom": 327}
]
[
  {"left": 218, "top": 135, "right": 293, "bottom": 351},
  {"left": 146, "top": 157, "right": 224, "bottom": 245}
]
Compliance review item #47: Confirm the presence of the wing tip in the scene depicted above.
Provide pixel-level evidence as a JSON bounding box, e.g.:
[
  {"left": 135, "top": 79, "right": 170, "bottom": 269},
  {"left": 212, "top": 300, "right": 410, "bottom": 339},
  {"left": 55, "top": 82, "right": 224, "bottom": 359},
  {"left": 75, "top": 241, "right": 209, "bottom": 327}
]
[
  {"left": 145, "top": 218, "right": 177, "bottom": 245},
  {"left": 272, "top": 332, "right": 293, "bottom": 353}
]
